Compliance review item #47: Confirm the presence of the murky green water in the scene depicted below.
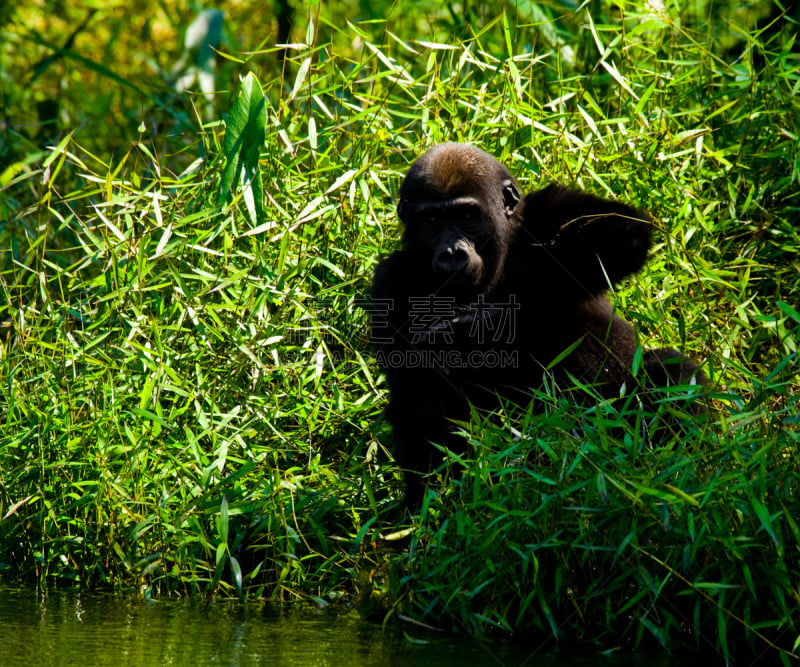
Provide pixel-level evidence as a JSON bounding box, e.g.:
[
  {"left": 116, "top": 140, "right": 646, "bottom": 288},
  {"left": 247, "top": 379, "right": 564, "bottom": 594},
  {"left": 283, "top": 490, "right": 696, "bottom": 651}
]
[{"left": 0, "top": 583, "right": 701, "bottom": 666}]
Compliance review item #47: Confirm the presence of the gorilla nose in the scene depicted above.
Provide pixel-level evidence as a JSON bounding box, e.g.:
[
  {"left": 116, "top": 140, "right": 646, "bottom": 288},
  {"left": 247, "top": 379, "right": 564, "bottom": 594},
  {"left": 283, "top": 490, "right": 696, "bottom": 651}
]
[{"left": 433, "top": 247, "right": 468, "bottom": 273}]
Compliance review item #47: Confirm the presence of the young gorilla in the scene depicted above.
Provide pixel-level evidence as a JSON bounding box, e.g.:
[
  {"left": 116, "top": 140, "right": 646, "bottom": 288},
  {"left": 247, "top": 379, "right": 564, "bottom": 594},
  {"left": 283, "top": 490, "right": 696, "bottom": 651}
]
[{"left": 370, "top": 143, "right": 702, "bottom": 506}]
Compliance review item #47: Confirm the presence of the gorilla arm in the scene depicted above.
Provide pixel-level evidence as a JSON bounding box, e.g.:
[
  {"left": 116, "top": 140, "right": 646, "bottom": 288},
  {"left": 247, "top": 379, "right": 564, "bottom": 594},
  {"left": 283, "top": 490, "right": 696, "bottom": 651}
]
[
  {"left": 519, "top": 184, "right": 653, "bottom": 300},
  {"left": 369, "top": 250, "right": 470, "bottom": 503}
]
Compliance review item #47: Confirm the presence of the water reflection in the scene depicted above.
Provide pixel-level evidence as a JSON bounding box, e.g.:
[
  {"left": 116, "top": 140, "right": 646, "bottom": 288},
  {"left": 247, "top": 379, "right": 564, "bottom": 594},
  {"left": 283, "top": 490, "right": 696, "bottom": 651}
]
[{"left": 0, "top": 583, "right": 695, "bottom": 666}]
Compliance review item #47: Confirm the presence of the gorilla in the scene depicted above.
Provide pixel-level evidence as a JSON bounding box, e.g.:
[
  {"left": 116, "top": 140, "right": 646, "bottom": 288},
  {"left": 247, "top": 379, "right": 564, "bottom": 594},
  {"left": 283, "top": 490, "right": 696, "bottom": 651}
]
[{"left": 370, "top": 143, "right": 703, "bottom": 505}]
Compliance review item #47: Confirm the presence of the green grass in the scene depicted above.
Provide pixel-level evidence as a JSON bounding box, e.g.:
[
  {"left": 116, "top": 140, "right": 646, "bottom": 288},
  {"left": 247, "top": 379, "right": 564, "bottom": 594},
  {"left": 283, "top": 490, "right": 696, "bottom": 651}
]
[{"left": 1, "top": 2, "right": 799, "bottom": 663}]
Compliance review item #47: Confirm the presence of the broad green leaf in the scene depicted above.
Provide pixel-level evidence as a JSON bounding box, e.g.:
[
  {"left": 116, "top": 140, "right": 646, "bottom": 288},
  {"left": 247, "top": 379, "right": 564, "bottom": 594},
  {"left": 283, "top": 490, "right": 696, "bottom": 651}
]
[
  {"left": 751, "top": 497, "right": 780, "bottom": 547},
  {"left": 219, "top": 72, "right": 267, "bottom": 225},
  {"left": 219, "top": 495, "right": 229, "bottom": 544},
  {"left": 778, "top": 301, "right": 800, "bottom": 325},
  {"left": 230, "top": 556, "right": 243, "bottom": 597}
]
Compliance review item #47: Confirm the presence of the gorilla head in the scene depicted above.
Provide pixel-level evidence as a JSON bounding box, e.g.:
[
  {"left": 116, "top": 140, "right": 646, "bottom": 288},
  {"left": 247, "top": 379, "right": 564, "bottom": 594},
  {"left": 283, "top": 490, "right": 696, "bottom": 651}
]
[{"left": 395, "top": 144, "right": 522, "bottom": 302}]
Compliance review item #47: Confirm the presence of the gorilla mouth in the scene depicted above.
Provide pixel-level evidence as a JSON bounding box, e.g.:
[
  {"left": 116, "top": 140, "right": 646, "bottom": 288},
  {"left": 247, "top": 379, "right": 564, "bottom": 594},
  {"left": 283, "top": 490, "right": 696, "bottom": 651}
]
[{"left": 430, "top": 264, "right": 487, "bottom": 302}]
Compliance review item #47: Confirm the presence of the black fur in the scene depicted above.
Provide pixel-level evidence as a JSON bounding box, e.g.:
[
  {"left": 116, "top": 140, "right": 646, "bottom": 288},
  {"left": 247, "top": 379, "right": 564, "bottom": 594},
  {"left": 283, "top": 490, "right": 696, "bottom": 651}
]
[{"left": 370, "top": 144, "right": 702, "bottom": 505}]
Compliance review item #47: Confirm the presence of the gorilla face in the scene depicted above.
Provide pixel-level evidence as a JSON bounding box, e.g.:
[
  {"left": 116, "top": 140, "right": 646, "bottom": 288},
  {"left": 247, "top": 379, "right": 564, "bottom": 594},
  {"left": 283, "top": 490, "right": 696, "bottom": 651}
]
[{"left": 395, "top": 143, "right": 521, "bottom": 301}]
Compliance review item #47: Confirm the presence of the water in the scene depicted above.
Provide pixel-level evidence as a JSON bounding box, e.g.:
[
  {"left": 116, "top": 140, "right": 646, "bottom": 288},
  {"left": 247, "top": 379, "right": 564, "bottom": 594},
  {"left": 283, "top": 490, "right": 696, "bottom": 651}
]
[{"left": 0, "top": 583, "right": 708, "bottom": 666}]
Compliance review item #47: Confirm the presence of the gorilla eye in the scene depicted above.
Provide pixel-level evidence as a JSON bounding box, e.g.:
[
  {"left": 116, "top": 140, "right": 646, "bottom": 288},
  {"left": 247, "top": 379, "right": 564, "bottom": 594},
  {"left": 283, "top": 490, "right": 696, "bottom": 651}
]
[
  {"left": 460, "top": 211, "right": 483, "bottom": 237},
  {"left": 421, "top": 215, "right": 439, "bottom": 230},
  {"left": 418, "top": 215, "right": 439, "bottom": 238}
]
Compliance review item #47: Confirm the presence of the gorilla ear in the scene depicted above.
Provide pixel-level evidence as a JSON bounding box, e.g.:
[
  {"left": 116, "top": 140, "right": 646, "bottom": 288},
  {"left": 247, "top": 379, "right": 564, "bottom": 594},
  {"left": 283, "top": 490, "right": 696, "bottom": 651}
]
[
  {"left": 502, "top": 179, "right": 521, "bottom": 217},
  {"left": 397, "top": 199, "right": 407, "bottom": 221}
]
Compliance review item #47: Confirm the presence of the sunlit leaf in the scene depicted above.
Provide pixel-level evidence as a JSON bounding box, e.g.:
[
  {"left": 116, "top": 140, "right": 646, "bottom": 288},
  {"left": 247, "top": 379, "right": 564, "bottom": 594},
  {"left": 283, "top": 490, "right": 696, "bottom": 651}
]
[{"left": 219, "top": 71, "right": 267, "bottom": 225}]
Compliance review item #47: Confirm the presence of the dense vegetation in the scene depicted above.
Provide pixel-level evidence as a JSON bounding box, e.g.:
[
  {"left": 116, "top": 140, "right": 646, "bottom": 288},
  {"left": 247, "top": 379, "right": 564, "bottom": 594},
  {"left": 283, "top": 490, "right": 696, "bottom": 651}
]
[{"left": 1, "top": 1, "right": 799, "bottom": 663}]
